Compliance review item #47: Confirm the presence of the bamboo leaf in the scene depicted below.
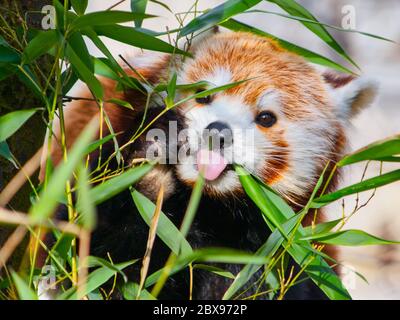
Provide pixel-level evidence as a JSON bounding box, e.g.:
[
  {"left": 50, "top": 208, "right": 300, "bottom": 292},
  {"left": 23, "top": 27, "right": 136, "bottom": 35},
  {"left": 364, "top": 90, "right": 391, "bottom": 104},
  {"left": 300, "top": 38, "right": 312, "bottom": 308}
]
[
  {"left": 11, "top": 272, "right": 37, "bottom": 300},
  {"left": 301, "top": 229, "right": 400, "bottom": 246},
  {"left": 89, "top": 164, "right": 154, "bottom": 205},
  {"left": 67, "top": 32, "right": 93, "bottom": 72},
  {"left": 0, "top": 109, "right": 38, "bottom": 142},
  {"left": 221, "top": 19, "right": 354, "bottom": 74},
  {"left": 76, "top": 165, "right": 96, "bottom": 230},
  {"left": 301, "top": 219, "right": 343, "bottom": 237},
  {"left": 131, "top": 0, "right": 149, "bottom": 28},
  {"left": 131, "top": 189, "right": 193, "bottom": 256},
  {"left": 193, "top": 264, "right": 235, "bottom": 279},
  {"left": 0, "top": 141, "right": 17, "bottom": 167},
  {"left": 93, "top": 57, "right": 120, "bottom": 81},
  {"left": 234, "top": 165, "right": 351, "bottom": 300},
  {"left": 174, "top": 79, "right": 253, "bottom": 108},
  {"left": 267, "top": 0, "right": 359, "bottom": 69},
  {"left": 248, "top": 9, "right": 395, "bottom": 43},
  {"left": 339, "top": 135, "right": 400, "bottom": 166},
  {"left": 87, "top": 256, "right": 130, "bottom": 282},
  {"left": 65, "top": 42, "right": 103, "bottom": 100},
  {"left": 166, "top": 73, "right": 177, "bottom": 107},
  {"left": 22, "top": 30, "right": 59, "bottom": 64},
  {"left": 70, "top": 11, "right": 155, "bottom": 30},
  {"left": 179, "top": 0, "right": 262, "bottom": 37},
  {"left": 93, "top": 25, "right": 189, "bottom": 56},
  {"left": 313, "top": 169, "right": 400, "bottom": 207},
  {"left": 122, "top": 282, "right": 156, "bottom": 300},
  {"left": 71, "top": 0, "right": 88, "bottom": 15},
  {"left": 145, "top": 248, "right": 272, "bottom": 288},
  {"left": 0, "top": 37, "right": 20, "bottom": 63},
  {"left": 223, "top": 214, "right": 301, "bottom": 299},
  {"left": 86, "top": 134, "right": 117, "bottom": 155},
  {"left": 107, "top": 98, "right": 134, "bottom": 110},
  {"left": 29, "top": 121, "right": 97, "bottom": 222},
  {"left": 58, "top": 260, "right": 137, "bottom": 300}
]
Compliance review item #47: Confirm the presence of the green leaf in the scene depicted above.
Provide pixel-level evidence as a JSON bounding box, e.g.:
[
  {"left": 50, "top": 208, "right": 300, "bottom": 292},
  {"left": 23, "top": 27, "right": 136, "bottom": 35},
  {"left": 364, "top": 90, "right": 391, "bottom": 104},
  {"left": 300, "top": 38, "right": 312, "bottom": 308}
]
[
  {"left": 166, "top": 73, "right": 177, "bottom": 107},
  {"left": 174, "top": 79, "right": 253, "bottom": 108},
  {"left": 65, "top": 42, "right": 103, "bottom": 100},
  {"left": 145, "top": 248, "right": 272, "bottom": 288},
  {"left": 22, "top": 30, "right": 59, "bottom": 64},
  {"left": 16, "top": 65, "right": 46, "bottom": 102},
  {"left": 83, "top": 28, "right": 156, "bottom": 93},
  {"left": 93, "top": 25, "right": 189, "bottom": 56},
  {"left": 234, "top": 165, "right": 288, "bottom": 236},
  {"left": 0, "top": 141, "right": 17, "bottom": 167},
  {"left": 248, "top": 9, "right": 395, "bottom": 43},
  {"left": 154, "top": 80, "right": 211, "bottom": 93},
  {"left": 93, "top": 57, "right": 120, "bottom": 81},
  {"left": 71, "top": 0, "right": 88, "bottom": 15},
  {"left": 11, "top": 272, "right": 38, "bottom": 300},
  {"left": 0, "top": 109, "right": 38, "bottom": 142},
  {"left": 89, "top": 164, "right": 154, "bottom": 205},
  {"left": 0, "top": 64, "right": 17, "bottom": 80},
  {"left": 0, "top": 40, "right": 20, "bottom": 63},
  {"left": 70, "top": 11, "right": 154, "bottom": 30},
  {"left": 107, "top": 98, "right": 134, "bottom": 110},
  {"left": 179, "top": 0, "right": 262, "bottom": 37},
  {"left": 371, "top": 156, "right": 400, "bottom": 162},
  {"left": 234, "top": 165, "right": 351, "bottom": 300},
  {"left": 122, "top": 282, "right": 156, "bottom": 300},
  {"left": 302, "top": 219, "right": 343, "bottom": 237},
  {"left": 179, "top": 174, "right": 205, "bottom": 239},
  {"left": 267, "top": 0, "right": 359, "bottom": 69},
  {"left": 76, "top": 165, "right": 96, "bottom": 230},
  {"left": 131, "top": 0, "right": 149, "bottom": 28},
  {"left": 58, "top": 260, "right": 137, "bottom": 300},
  {"left": 193, "top": 264, "right": 235, "bottom": 279},
  {"left": 29, "top": 121, "right": 97, "bottom": 222},
  {"left": 313, "top": 169, "right": 400, "bottom": 207},
  {"left": 221, "top": 19, "right": 354, "bottom": 74},
  {"left": 86, "top": 134, "right": 116, "bottom": 155},
  {"left": 61, "top": 67, "right": 79, "bottom": 96},
  {"left": 131, "top": 189, "right": 193, "bottom": 256},
  {"left": 339, "top": 135, "right": 400, "bottom": 166},
  {"left": 150, "top": 0, "right": 173, "bottom": 14},
  {"left": 301, "top": 229, "right": 400, "bottom": 246},
  {"left": 87, "top": 256, "right": 131, "bottom": 282},
  {"left": 67, "top": 32, "right": 93, "bottom": 72},
  {"left": 222, "top": 214, "right": 301, "bottom": 300}
]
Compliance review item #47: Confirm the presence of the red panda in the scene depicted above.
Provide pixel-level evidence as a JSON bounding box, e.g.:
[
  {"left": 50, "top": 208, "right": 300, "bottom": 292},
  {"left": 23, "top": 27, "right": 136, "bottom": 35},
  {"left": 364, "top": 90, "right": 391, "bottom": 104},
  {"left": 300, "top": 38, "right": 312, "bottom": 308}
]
[{"left": 38, "top": 31, "right": 377, "bottom": 299}]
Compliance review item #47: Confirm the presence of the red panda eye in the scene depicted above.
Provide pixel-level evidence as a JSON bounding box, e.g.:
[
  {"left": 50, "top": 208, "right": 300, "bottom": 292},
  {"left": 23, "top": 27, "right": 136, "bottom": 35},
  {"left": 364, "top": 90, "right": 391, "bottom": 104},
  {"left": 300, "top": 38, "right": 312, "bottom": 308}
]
[
  {"left": 195, "top": 89, "right": 212, "bottom": 104},
  {"left": 256, "top": 111, "right": 277, "bottom": 128}
]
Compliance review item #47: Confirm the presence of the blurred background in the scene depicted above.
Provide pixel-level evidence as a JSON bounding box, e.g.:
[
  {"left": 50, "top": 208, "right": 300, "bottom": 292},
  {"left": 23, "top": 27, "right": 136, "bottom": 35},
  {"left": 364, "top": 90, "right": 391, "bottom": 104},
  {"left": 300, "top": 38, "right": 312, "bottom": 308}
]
[{"left": 86, "top": 0, "right": 400, "bottom": 299}]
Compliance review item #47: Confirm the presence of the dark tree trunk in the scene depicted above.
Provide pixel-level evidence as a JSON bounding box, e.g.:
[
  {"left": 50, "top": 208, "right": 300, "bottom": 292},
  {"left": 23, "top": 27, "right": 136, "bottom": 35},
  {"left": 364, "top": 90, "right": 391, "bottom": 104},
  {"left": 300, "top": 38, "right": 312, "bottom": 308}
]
[{"left": 0, "top": 0, "right": 54, "bottom": 267}]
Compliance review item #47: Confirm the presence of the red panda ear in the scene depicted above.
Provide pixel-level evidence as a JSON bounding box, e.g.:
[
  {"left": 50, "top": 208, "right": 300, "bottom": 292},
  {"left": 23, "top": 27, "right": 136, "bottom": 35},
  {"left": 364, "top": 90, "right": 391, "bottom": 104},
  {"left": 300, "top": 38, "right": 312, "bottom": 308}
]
[
  {"left": 323, "top": 71, "right": 378, "bottom": 119},
  {"left": 185, "top": 26, "right": 220, "bottom": 52}
]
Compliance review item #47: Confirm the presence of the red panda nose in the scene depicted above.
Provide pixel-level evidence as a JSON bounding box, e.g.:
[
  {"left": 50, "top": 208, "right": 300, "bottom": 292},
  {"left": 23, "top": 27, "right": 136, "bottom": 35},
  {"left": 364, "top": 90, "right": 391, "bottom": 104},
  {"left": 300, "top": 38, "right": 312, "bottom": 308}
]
[{"left": 203, "top": 121, "right": 233, "bottom": 150}]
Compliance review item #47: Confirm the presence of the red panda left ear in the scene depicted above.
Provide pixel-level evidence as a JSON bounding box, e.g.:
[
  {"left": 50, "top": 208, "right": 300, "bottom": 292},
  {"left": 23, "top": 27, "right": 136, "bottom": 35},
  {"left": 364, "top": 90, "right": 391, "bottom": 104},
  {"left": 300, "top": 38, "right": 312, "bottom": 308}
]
[
  {"left": 323, "top": 71, "right": 378, "bottom": 119},
  {"left": 185, "top": 26, "right": 220, "bottom": 52}
]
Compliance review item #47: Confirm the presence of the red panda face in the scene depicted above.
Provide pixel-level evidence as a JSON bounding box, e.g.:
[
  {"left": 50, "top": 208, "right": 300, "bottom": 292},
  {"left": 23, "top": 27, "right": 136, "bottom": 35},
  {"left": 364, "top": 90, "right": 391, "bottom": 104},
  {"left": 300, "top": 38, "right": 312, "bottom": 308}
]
[{"left": 173, "top": 32, "right": 377, "bottom": 201}]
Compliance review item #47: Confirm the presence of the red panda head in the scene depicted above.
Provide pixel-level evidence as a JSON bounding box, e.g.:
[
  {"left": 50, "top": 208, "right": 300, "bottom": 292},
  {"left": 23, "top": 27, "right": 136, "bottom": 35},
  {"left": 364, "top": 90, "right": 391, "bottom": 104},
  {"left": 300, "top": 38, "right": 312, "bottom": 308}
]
[{"left": 174, "top": 32, "right": 378, "bottom": 202}]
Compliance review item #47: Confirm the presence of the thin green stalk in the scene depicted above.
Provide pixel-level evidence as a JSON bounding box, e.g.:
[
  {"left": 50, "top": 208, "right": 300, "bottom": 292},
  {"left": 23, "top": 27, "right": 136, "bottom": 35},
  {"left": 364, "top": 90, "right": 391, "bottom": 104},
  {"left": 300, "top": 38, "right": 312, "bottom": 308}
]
[{"left": 151, "top": 174, "right": 205, "bottom": 298}]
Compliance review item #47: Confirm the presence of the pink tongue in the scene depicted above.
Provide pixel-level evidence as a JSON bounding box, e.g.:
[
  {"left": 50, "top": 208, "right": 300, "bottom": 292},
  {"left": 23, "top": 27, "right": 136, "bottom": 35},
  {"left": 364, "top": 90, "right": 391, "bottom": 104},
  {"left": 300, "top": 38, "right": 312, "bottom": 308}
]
[{"left": 196, "top": 149, "right": 228, "bottom": 181}]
